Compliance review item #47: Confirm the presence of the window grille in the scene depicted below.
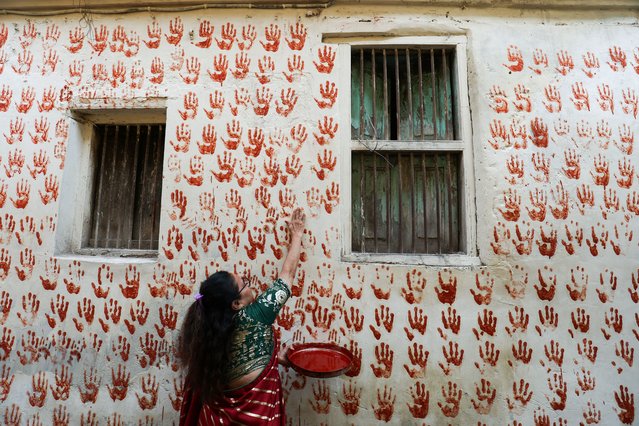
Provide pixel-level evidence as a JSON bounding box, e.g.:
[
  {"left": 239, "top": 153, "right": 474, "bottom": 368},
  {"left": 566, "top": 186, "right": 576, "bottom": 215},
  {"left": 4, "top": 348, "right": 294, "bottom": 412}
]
[
  {"left": 351, "top": 46, "right": 462, "bottom": 254},
  {"left": 87, "top": 123, "right": 165, "bottom": 250}
]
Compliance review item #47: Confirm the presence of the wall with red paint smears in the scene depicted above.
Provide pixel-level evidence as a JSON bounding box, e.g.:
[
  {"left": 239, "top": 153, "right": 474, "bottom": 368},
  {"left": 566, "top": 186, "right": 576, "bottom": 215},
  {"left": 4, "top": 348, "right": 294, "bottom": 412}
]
[{"left": 0, "top": 5, "right": 636, "bottom": 425}]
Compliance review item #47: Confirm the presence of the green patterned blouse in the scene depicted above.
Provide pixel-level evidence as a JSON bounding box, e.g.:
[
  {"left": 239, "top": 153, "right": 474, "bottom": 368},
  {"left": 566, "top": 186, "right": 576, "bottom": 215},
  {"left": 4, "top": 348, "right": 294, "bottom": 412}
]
[{"left": 225, "top": 278, "right": 290, "bottom": 384}]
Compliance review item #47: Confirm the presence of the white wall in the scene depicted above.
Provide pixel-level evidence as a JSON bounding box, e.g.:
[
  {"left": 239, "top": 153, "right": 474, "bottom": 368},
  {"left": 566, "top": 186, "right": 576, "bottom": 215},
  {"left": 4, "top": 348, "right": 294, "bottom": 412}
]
[{"left": 0, "top": 5, "right": 636, "bottom": 425}]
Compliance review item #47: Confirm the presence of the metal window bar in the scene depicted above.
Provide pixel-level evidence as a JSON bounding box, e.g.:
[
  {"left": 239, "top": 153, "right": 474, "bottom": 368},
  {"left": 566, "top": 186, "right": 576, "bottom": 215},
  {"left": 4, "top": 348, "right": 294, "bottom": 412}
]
[
  {"left": 351, "top": 46, "right": 459, "bottom": 254},
  {"left": 89, "top": 123, "right": 164, "bottom": 250},
  {"left": 418, "top": 48, "right": 425, "bottom": 141},
  {"left": 135, "top": 124, "right": 152, "bottom": 249},
  {"left": 351, "top": 152, "right": 460, "bottom": 254},
  {"left": 352, "top": 46, "right": 455, "bottom": 141}
]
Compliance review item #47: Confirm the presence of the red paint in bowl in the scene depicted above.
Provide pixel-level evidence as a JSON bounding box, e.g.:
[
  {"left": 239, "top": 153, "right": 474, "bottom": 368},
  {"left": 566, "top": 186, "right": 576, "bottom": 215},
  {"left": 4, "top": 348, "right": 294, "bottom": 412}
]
[{"left": 286, "top": 343, "right": 353, "bottom": 378}]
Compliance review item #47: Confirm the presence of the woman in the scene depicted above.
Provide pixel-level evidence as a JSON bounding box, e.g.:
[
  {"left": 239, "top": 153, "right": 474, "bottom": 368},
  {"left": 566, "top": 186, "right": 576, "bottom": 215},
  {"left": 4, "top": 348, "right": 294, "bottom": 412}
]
[{"left": 178, "top": 207, "right": 306, "bottom": 425}]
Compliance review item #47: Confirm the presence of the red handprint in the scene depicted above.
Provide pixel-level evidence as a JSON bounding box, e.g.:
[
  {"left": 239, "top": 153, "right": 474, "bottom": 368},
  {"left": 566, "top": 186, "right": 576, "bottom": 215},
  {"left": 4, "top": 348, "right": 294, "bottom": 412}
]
[
  {"left": 608, "top": 45, "right": 627, "bottom": 71},
  {"left": 438, "top": 382, "right": 462, "bottom": 418},
  {"left": 285, "top": 22, "right": 307, "bottom": 50},
  {"left": 231, "top": 52, "right": 250, "bottom": 80},
  {"left": 315, "top": 81, "right": 338, "bottom": 108},
  {"left": 165, "top": 18, "right": 183, "bottom": 45},
  {"left": 149, "top": 57, "right": 164, "bottom": 84},
  {"left": 404, "top": 306, "right": 427, "bottom": 340},
  {"left": 622, "top": 88, "right": 638, "bottom": 118},
  {"left": 215, "top": 23, "right": 236, "bottom": 50},
  {"left": 212, "top": 152, "right": 236, "bottom": 183},
  {"left": 370, "top": 343, "right": 394, "bottom": 378},
  {"left": 107, "top": 364, "right": 130, "bottom": 401},
  {"left": 169, "top": 376, "right": 185, "bottom": 411},
  {"left": 16, "top": 86, "right": 35, "bottom": 114},
  {"left": 204, "top": 91, "right": 224, "bottom": 119},
  {"left": 28, "top": 372, "right": 48, "bottom": 407},
  {"left": 404, "top": 342, "right": 429, "bottom": 378},
  {"left": 476, "top": 340, "right": 501, "bottom": 370},
  {"left": 562, "top": 148, "right": 581, "bottom": 180},
  {"left": 51, "top": 365, "right": 72, "bottom": 401},
  {"left": 571, "top": 82, "right": 590, "bottom": 111},
  {"left": 287, "top": 123, "right": 308, "bottom": 154},
  {"left": 529, "top": 48, "right": 548, "bottom": 74},
  {"left": 0, "top": 327, "right": 15, "bottom": 361},
  {"left": 254, "top": 87, "right": 272, "bottom": 116},
  {"left": 46, "top": 294, "right": 69, "bottom": 328},
  {"left": 582, "top": 51, "right": 600, "bottom": 77},
  {"left": 509, "top": 339, "right": 532, "bottom": 367},
  {"left": 275, "top": 88, "right": 298, "bottom": 117},
  {"left": 473, "top": 309, "right": 497, "bottom": 338},
  {"left": 41, "top": 49, "right": 59, "bottom": 75},
  {"left": 471, "top": 379, "right": 496, "bottom": 414},
  {"left": 13, "top": 49, "right": 34, "bottom": 75},
  {"left": 471, "top": 270, "right": 493, "bottom": 305},
  {"left": 119, "top": 265, "right": 140, "bottom": 299},
  {"left": 435, "top": 272, "right": 457, "bottom": 304},
  {"left": 546, "top": 371, "right": 567, "bottom": 410},
  {"left": 507, "top": 379, "right": 533, "bottom": 411},
  {"left": 136, "top": 374, "right": 159, "bottom": 410},
  {"left": 503, "top": 45, "right": 524, "bottom": 72},
  {"left": 498, "top": 189, "right": 521, "bottom": 222},
  {"left": 372, "top": 385, "right": 396, "bottom": 422},
  {"left": 569, "top": 308, "right": 590, "bottom": 334},
  {"left": 207, "top": 54, "right": 228, "bottom": 84},
  {"left": 194, "top": 20, "right": 213, "bottom": 48},
  {"left": 0, "top": 24, "right": 6, "bottom": 49},
  {"left": 578, "top": 338, "right": 598, "bottom": 363},
  {"left": 238, "top": 25, "right": 256, "bottom": 50},
  {"left": 309, "top": 381, "right": 330, "bottom": 414},
  {"left": 312, "top": 149, "right": 336, "bottom": 180},
  {"left": 283, "top": 54, "right": 304, "bottom": 82},
  {"left": 339, "top": 381, "right": 361, "bottom": 415},
  {"left": 543, "top": 84, "right": 562, "bottom": 112},
  {"left": 530, "top": 117, "right": 548, "bottom": 147},
  {"left": 180, "top": 57, "right": 201, "bottom": 85},
  {"left": 488, "top": 85, "right": 508, "bottom": 113},
  {"left": 536, "top": 305, "right": 558, "bottom": 335},
  {"left": 615, "top": 385, "right": 635, "bottom": 424},
  {"left": 402, "top": 270, "right": 427, "bottom": 304},
  {"left": 260, "top": 24, "right": 281, "bottom": 52},
  {"left": 556, "top": 50, "right": 574, "bottom": 75},
  {"left": 439, "top": 341, "right": 464, "bottom": 375},
  {"left": 0, "top": 363, "right": 14, "bottom": 402},
  {"left": 3, "top": 118, "right": 23, "bottom": 145},
  {"left": 144, "top": 21, "right": 161, "bottom": 49},
  {"left": 99, "top": 298, "right": 122, "bottom": 332},
  {"left": 438, "top": 306, "right": 461, "bottom": 338},
  {"left": 15, "top": 247, "right": 35, "bottom": 281},
  {"left": 527, "top": 188, "right": 547, "bottom": 221},
  {"left": 581, "top": 401, "right": 601, "bottom": 424},
  {"left": 597, "top": 83, "right": 615, "bottom": 113}
]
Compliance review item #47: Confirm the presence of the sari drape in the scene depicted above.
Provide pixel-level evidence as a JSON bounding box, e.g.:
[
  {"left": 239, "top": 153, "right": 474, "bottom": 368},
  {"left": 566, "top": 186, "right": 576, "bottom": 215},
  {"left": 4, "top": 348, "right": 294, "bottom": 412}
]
[{"left": 180, "top": 350, "right": 285, "bottom": 426}]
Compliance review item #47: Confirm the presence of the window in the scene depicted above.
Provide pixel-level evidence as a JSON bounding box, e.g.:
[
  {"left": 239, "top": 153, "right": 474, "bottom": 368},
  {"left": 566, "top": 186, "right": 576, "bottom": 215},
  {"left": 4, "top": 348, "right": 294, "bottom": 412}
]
[
  {"left": 88, "top": 123, "right": 165, "bottom": 250},
  {"left": 55, "top": 105, "right": 166, "bottom": 258},
  {"left": 344, "top": 37, "right": 476, "bottom": 263}
]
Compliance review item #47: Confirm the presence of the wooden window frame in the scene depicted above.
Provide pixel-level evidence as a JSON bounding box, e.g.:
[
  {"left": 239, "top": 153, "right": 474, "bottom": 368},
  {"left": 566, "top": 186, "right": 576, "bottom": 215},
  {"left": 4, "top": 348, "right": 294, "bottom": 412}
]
[
  {"left": 337, "top": 36, "right": 479, "bottom": 266},
  {"left": 55, "top": 105, "right": 166, "bottom": 260}
]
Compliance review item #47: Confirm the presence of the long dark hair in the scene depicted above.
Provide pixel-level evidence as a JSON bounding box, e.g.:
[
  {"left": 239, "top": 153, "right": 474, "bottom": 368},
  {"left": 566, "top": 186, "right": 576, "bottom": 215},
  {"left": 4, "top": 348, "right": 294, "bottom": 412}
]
[{"left": 177, "top": 271, "right": 239, "bottom": 401}]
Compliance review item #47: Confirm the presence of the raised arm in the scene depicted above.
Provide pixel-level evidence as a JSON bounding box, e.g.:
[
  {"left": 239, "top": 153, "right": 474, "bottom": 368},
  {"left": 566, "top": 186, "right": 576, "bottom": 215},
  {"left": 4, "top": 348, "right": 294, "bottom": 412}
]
[{"left": 278, "top": 207, "right": 306, "bottom": 285}]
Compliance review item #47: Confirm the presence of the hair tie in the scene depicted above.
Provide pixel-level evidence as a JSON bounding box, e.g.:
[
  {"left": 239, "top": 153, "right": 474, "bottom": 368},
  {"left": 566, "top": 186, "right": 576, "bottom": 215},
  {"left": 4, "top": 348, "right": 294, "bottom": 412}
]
[{"left": 194, "top": 293, "right": 203, "bottom": 301}]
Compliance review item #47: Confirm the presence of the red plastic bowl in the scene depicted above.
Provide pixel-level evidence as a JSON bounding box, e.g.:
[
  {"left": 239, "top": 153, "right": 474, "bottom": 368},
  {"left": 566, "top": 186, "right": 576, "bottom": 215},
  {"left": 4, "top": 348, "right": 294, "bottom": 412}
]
[{"left": 286, "top": 343, "right": 353, "bottom": 378}]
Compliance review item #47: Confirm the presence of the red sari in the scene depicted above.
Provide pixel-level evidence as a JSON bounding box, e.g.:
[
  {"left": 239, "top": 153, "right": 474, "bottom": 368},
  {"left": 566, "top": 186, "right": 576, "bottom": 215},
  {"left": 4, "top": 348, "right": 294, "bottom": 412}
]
[{"left": 180, "top": 350, "right": 285, "bottom": 426}]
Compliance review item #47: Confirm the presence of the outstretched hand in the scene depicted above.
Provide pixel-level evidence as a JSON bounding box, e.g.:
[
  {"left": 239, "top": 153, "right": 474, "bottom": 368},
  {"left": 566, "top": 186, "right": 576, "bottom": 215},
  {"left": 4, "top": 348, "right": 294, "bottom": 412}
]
[{"left": 288, "top": 207, "right": 306, "bottom": 237}]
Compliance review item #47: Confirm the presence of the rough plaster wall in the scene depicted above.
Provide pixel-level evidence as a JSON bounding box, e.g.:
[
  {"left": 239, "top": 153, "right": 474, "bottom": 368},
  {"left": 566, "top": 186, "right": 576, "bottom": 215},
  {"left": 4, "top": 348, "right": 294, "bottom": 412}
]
[{"left": 0, "top": 5, "right": 637, "bottom": 425}]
